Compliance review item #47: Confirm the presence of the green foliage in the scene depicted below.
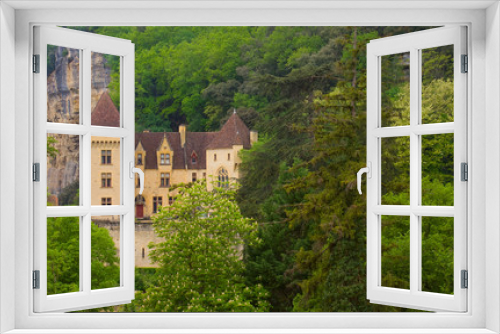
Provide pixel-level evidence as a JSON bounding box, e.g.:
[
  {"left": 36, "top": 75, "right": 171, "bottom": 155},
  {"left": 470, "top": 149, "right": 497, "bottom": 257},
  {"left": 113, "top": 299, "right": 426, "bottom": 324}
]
[
  {"left": 129, "top": 180, "right": 269, "bottom": 312},
  {"left": 58, "top": 180, "right": 79, "bottom": 206},
  {"left": 47, "top": 136, "right": 59, "bottom": 158},
  {"left": 47, "top": 217, "right": 120, "bottom": 295},
  {"left": 244, "top": 161, "right": 311, "bottom": 311},
  {"left": 47, "top": 217, "right": 80, "bottom": 295}
]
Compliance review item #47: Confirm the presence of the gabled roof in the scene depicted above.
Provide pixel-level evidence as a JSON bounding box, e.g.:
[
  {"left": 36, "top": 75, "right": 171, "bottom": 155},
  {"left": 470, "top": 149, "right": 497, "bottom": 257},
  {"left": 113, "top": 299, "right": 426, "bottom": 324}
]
[
  {"left": 91, "top": 91, "right": 120, "bottom": 127},
  {"left": 134, "top": 113, "right": 251, "bottom": 170},
  {"left": 206, "top": 113, "right": 251, "bottom": 150}
]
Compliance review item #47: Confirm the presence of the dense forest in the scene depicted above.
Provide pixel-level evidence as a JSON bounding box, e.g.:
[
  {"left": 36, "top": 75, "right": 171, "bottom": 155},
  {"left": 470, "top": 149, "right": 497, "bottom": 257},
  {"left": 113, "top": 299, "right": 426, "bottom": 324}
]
[{"left": 49, "top": 26, "right": 454, "bottom": 312}]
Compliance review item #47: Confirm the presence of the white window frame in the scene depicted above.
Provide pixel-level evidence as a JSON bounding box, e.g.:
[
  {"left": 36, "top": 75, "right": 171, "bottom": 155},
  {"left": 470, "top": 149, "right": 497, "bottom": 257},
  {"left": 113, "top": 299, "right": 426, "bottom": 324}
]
[
  {"left": 32, "top": 26, "right": 136, "bottom": 313},
  {"left": 1, "top": 1, "right": 499, "bottom": 333},
  {"left": 366, "top": 26, "right": 467, "bottom": 312}
]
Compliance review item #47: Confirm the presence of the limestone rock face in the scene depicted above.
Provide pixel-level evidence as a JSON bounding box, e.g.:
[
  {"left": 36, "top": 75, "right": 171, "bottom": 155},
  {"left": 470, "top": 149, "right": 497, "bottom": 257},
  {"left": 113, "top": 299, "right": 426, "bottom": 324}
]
[{"left": 47, "top": 47, "right": 112, "bottom": 197}]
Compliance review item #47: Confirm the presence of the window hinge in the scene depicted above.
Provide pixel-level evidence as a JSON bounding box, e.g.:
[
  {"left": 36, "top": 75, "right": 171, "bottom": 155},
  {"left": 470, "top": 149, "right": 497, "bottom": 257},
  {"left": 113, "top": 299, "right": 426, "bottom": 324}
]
[
  {"left": 33, "top": 54, "right": 40, "bottom": 73},
  {"left": 461, "top": 54, "right": 468, "bottom": 73},
  {"left": 461, "top": 162, "right": 468, "bottom": 181},
  {"left": 461, "top": 269, "right": 468, "bottom": 289},
  {"left": 33, "top": 163, "right": 40, "bottom": 182},
  {"left": 33, "top": 270, "right": 40, "bottom": 289}
]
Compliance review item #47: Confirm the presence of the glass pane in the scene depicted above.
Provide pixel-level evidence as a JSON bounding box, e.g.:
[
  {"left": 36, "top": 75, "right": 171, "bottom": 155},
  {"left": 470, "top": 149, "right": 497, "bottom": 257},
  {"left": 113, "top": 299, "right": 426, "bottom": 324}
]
[
  {"left": 381, "top": 136, "right": 410, "bottom": 205},
  {"left": 47, "top": 134, "right": 80, "bottom": 206},
  {"left": 91, "top": 216, "right": 121, "bottom": 290},
  {"left": 422, "top": 134, "right": 454, "bottom": 206},
  {"left": 47, "top": 217, "right": 80, "bottom": 295},
  {"left": 421, "top": 45, "right": 454, "bottom": 124},
  {"left": 421, "top": 217, "right": 454, "bottom": 294},
  {"left": 91, "top": 137, "right": 121, "bottom": 206},
  {"left": 47, "top": 45, "right": 81, "bottom": 124},
  {"left": 381, "top": 215, "right": 410, "bottom": 289},
  {"left": 91, "top": 52, "right": 120, "bottom": 127},
  {"left": 381, "top": 52, "right": 410, "bottom": 127}
]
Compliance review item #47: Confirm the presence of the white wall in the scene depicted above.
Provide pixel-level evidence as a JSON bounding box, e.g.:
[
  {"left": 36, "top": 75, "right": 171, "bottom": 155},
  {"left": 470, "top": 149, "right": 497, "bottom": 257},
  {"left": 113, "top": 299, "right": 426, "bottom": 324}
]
[
  {"left": 486, "top": 2, "right": 500, "bottom": 333},
  {"left": 0, "top": 2, "right": 16, "bottom": 333}
]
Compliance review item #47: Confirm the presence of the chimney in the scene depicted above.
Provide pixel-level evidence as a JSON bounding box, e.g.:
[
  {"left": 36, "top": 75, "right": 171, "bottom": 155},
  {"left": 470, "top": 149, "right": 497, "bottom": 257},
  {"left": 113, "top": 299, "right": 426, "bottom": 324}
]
[
  {"left": 179, "top": 124, "right": 186, "bottom": 147},
  {"left": 250, "top": 130, "right": 258, "bottom": 146}
]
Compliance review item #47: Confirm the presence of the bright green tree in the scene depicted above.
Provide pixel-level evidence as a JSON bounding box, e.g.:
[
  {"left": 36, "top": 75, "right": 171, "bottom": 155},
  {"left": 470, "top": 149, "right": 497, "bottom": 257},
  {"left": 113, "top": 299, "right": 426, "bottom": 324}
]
[
  {"left": 46, "top": 217, "right": 120, "bottom": 295},
  {"left": 132, "top": 180, "right": 269, "bottom": 312}
]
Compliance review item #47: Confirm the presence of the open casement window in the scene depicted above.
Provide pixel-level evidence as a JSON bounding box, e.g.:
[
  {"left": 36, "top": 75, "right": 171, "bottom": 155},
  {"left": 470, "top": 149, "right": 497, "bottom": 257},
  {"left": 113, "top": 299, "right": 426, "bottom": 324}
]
[
  {"left": 363, "top": 26, "right": 467, "bottom": 312},
  {"left": 33, "top": 26, "right": 139, "bottom": 312}
]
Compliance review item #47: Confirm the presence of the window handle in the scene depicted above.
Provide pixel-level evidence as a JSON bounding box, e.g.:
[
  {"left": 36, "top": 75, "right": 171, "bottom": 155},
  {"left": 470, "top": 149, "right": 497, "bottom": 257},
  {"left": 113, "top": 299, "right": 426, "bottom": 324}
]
[
  {"left": 357, "top": 162, "right": 371, "bottom": 195},
  {"left": 130, "top": 161, "right": 144, "bottom": 195}
]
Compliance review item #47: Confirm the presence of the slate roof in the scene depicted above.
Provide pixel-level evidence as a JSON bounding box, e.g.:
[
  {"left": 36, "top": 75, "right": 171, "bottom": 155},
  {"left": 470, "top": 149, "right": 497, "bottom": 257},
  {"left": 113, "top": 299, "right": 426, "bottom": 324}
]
[
  {"left": 91, "top": 91, "right": 120, "bottom": 127},
  {"left": 134, "top": 113, "right": 251, "bottom": 170},
  {"left": 206, "top": 113, "right": 251, "bottom": 150}
]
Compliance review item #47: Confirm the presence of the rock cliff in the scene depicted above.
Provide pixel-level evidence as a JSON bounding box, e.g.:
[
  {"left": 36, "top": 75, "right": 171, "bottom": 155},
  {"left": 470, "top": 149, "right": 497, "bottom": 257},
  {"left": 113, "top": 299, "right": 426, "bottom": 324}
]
[{"left": 47, "top": 47, "right": 113, "bottom": 198}]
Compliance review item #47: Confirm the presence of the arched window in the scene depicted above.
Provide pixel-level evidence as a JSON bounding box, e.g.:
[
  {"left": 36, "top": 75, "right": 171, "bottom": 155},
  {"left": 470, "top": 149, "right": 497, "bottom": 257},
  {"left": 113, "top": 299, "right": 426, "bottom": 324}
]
[
  {"left": 191, "top": 152, "right": 197, "bottom": 164},
  {"left": 217, "top": 167, "right": 229, "bottom": 188}
]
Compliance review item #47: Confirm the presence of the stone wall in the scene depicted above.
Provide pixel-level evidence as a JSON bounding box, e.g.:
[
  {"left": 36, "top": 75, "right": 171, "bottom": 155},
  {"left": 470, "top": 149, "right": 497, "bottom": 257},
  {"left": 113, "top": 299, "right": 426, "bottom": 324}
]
[{"left": 94, "top": 219, "right": 164, "bottom": 268}]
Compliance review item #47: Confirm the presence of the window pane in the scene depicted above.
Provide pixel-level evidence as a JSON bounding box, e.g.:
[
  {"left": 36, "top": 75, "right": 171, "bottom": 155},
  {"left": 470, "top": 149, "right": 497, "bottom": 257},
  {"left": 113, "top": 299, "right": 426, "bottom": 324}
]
[
  {"left": 91, "top": 52, "right": 120, "bottom": 127},
  {"left": 421, "top": 45, "right": 454, "bottom": 124},
  {"left": 92, "top": 137, "right": 121, "bottom": 205},
  {"left": 381, "top": 136, "right": 410, "bottom": 205},
  {"left": 422, "top": 134, "right": 454, "bottom": 206},
  {"left": 381, "top": 52, "right": 410, "bottom": 127},
  {"left": 421, "top": 217, "right": 454, "bottom": 294},
  {"left": 91, "top": 216, "right": 121, "bottom": 290},
  {"left": 47, "top": 45, "right": 80, "bottom": 124},
  {"left": 381, "top": 215, "right": 410, "bottom": 290},
  {"left": 47, "top": 133, "right": 80, "bottom": 206},
  {"left": 47, "top": 217, "right": 80, "bottom": 295}
]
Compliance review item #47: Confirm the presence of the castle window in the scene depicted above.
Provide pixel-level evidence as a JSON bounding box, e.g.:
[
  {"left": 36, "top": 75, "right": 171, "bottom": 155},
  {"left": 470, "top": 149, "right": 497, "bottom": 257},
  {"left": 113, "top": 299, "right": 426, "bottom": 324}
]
[
  {"left": 191, "top": 152, "right": 197, "bottom": 164},
  {"left": 192, "top": 172, "right": 197, "bottom": 182},
  {"left": 137, "top": 153, "right": 143, "bottom": 165},
  {"left": 142, "top": 248, "right": 145, "bottom": 258},
  {"left": 160, "top": 173, "right": 170, "bottom": 187},
  {"left": 153, "top": 196, "right": 162, "bottom": 213},
  {"left": 169, "top": 196, "right": 173, "bottom": 205},
  {"left": 217, "top": 167, "right": 229, "bottom": 188},
  {"left": 101, "top": 197, "right": 112, "bottom": 205},
  {"left": 101, "top": 173, "right": 112, "bottom": 188},
  {"left": 101, "top": 150, "right": 111, "bottom": 164},
  {"left": 136, "top": 174, "right": 141, "bottom": 188},
  {"left": 228, "top": 153, "right": 230, "bottom": 161},
  {"left": 160, "top": 153, "right": 165, "bottom": 165},
  {"left": 160, "top": 153, "right": 170, "bottom": 165},
  {"left": 214, "top": 154, "right": 217, "bottom": 161},
  {"left": 203, "top": 172, "right": 206, "bottom": 178}
]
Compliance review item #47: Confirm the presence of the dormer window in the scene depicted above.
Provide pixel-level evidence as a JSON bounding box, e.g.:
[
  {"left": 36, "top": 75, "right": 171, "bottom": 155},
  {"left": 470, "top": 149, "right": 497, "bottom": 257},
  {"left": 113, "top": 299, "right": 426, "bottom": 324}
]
[
  {"left": 137, "top": 153, "right": 143, "bottom": 165},
  {"left": 191, "top": 152, "right": 197, "bottom": 164},
  {"left": 160, "top": 153, "right": 170, "bottom": 165}
]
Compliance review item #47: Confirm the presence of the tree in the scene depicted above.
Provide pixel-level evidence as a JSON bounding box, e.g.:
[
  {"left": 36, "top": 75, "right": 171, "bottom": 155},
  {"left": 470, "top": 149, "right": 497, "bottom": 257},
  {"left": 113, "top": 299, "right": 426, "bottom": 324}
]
[
  {"left": 131, "top": 180, "right": 269, "bottom": 312},
  {"left": 244, "top": 160, "right": 311, "bottom": 312},
  {"left": 47, "top": 217, "right": 120, "bottom": 295}
]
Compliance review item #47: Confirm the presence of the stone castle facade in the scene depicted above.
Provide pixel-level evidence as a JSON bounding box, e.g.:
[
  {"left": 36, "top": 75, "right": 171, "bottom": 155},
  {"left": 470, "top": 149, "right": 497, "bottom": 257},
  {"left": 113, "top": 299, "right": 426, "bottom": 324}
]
[{"left": 90, "top": 91, "right": 256, "bottom": 267}]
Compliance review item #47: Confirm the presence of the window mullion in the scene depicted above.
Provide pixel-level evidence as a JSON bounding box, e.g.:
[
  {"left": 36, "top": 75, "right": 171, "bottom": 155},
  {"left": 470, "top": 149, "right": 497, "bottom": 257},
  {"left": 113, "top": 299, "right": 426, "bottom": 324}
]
[
  {"left": 409, "top": 47, "right": 420, "bottom": 294},
  {"left": 82, "top": 47, "right": 92, "bottom": 294}
]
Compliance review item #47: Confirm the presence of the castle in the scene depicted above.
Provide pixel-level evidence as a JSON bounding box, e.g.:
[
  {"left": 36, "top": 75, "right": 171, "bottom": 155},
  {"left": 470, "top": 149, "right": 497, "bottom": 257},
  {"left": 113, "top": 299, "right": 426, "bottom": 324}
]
[
  {"left": 89, "top": 91, "right": 256, "bottom": 266},
  {"left": 91, "top": 91, "right": 257, "bottom": 219}
]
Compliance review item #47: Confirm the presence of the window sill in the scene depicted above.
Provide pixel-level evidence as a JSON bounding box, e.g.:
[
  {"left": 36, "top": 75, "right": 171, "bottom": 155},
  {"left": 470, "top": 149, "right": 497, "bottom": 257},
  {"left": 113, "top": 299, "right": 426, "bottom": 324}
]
[{"left": 4, "top": 329, "right": 497, "bottom": 334}]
